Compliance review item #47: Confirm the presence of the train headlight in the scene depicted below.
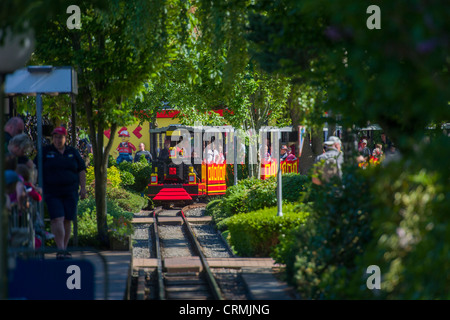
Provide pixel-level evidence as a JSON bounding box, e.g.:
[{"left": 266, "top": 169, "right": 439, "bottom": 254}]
[{"left": 151, "top": 173, "right": 158, "bottom": 185}]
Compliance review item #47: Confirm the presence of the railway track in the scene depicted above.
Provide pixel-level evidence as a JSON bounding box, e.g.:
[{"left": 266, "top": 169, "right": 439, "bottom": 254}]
[{"left": 137, "top": 205, "right": 224, "bottom": 300}]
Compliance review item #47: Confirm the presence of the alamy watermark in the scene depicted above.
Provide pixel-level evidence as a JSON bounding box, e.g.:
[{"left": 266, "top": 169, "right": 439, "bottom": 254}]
[
  {"left": 66, "top": 5, "right": 381, "bottom": 31},
  {"left": 66, "top": 5, "right": 81, "bottom": 30},
  {"left": 366, "top": 5, "right": 381, "bottom": 30},
  {"left": 66, "top": 264, "right": 81, "bottom": 290},
  {"left": 366, "top": 265, "right": 381, "bottom": 290}
]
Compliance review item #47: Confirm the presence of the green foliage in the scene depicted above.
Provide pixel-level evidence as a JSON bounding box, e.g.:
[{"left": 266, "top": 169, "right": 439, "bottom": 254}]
[
  {"left": 77, "top": 209, "right": 113, "bottom": 247},
  {"left": 205, "top": 199, "right": 222, "bottom": 216},
  {"left": 106, "top": 166, "right": 122, "bottom": 189},
  {"left": 225, "top": 164, "right": 249, "bottom": 187},
  {"left": 281, "top": 173, "right": 310, "bottom": 203},
  {"left": 211, "top": 174, "right": 309, "bottom": 230},
  {"left": 78, "top": 196, "right": 133, "bottom": 222},
  {"left": 222, "top": 177, "right": 276, "bottom": 217},
  {"left": 119, "top": 171, "right": 135, "bottom": 187},
  {"left": 224, "top": 204, "right": 309, "bottom": 257},
  {"left": 31, "top": 0, "right": 199, "bottom": 242},
  {"left": 106, "top": 187, "right": 147, "bottom": 214},
  {"left": 339, "top": 153, "right": 450, "bottom": 299},
  {"left": 274, "top": 165, "right": 373, "bottom": 299},
  {"left": 118, "top": 158, "right": 152, "bottom": 193},
  {"left": 108, "top": 215, "right": 134, "bottom": 244},
  {"left": 77, "top": 196, "right": 131, "bottom": 247},
  {"left": 86, "top": 166, "right": 95, "bottom": 188}
]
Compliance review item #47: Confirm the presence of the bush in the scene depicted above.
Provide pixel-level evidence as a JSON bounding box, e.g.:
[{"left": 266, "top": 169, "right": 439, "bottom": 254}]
[
  {"left": 222, "top": 182, "right": 251, "bottom": 217},
  {"left": 212, "top": 174, "right": 309, "bottom": 226},
  {"left": 118, "top": 158, "right": 152, "bottom": 193},
  {"left": 224, "top": 203, "right": 309, "bottom": 257},
  {"left": 222, "top": 177, "right": 277, "bottom": 217},
  {"left": 274, "top": 165, "right": 374, "bottom": 299},
  {"left": 245, "top": 177, "right": 278, "bottom": 212},
  {"left": 106, "top": 166, "right": 122, "bottom": 188},
  {"left": 338, "top": 156, "right": 450, "bottom": 299},
  {"left": 281, "top": 173, "right": 310, "bottom": 202},
  {"left": 120, "top": 171, "right": 135, "bottom": 187},
  {"left": 77, "top": 196, "right": 134, "bottom": 221},
  {"left": 106, "top": 187, "right": 147, "bottom": 214},
  {"left": 77, "top": 195, "right": 134, "bottom": 247}
]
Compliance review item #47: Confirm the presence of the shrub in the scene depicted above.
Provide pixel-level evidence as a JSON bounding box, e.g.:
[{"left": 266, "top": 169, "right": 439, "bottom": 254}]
[
  {"left": 86, "top": 165, "right": 95, "bottom": 187},
  {"left": 338, "top": 157, "right": 450, "bottom": 299},
  {"left": 77, "top": 195, "right": 133, "bottom": 222},
  {"left": 76, "top": 203, "right": 114, "bottom": 247},
  {"left": 245, "top": 177, "right": 277, "bottom": 212},
  {"left": 224, "top": 203, "right": 309, "bottom": 257},
  {"left": 206, "top": 198, "right": 229, "bottom": 230},
  {"left": 106, "top": 187, "right": 147, "bottom": 214},
  {"left": 106, "top": 166, "right": 122, "bottom": 188},
  {"left": 214, "top": 174, "right": 309, "bottom": 225},
  {"left": 77, "top": 195, "right": 134, "bottom": 247},
  {"left": 120, "top": 171, "right": 135, "bottom": 187},
  {"left": 222, "top": 182, "right": 250, "bottom": 217},
  {"left": 274, "top": 165, "right": 374, "bottom": 299},
  {"left": 222, "top": 177, "right": 277, "bottom": 217},
  {"left": 118, "top": 158, "right": 152, "bottom": 193},
  {"left": 281, "top": 173, "right": 310, "bottom": 202}
]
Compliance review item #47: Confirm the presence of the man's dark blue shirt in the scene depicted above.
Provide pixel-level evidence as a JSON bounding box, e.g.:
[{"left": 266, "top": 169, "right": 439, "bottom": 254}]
[{"left": 35, "top": 144, "right": 86, "bottom": 196}]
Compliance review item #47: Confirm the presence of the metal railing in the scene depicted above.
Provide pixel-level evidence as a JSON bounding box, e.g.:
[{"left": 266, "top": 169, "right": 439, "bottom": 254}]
[{"left": 8, "top": 197, "right": 40, "bottom": 252}]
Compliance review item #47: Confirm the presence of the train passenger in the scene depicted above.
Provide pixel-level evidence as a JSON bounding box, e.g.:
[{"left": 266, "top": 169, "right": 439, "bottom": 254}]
[
  {"left": 280, "top": 145, "right": 289, "bottom": 161},
  {"left": 212, "top": 142, "right": 220, "bottom": 164},
  {"left": 216, "top": 144, "right": 225, "bottom": 164},
  {"left": 358, "top": 138, "right": 371, "bottom": 161},
  {"left": 158, "top": 138, "right": 171, "bottom": 160},
  {"left": 204, "top": 142, "right": 214, "bottom": 164},
  {"left": 4, "top": 169, "right": 24, "bottom": 210},
  {"left": 262, "top": 144, "right": 271, "bottom": 164},
  {"left": 286, "top": 148, "right": 297, "bottom": 161}
]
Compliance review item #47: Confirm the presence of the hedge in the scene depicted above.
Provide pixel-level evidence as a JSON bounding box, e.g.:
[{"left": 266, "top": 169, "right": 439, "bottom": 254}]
[
  {"left": 207, "top": 174, "right": 310, "bottom": 230},
  {"left": 224, "top": 203, "right": 309, "bottom": 257}
]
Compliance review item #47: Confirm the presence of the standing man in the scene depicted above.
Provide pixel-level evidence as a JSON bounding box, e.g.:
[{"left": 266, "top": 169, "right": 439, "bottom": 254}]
[
  {"left": 313, "top": 136, "right": 344, "bottom": 185},
  {"left": 37, "top": 127, "right": 87, "bottom": 259},
  {"left": 134, "top": 142, "right": 153, "bottom": 163}
]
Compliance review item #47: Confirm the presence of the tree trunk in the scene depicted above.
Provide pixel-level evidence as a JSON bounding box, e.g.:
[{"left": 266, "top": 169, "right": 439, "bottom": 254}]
[
  {"left": 94, "top": 153, "right": 109, "bottom": 246},
  {"left": 92, "top": 119, "right": 117, "bottom": 247},
  {"left": 83, "top": 89, "right": 118, "bottom": 247},
  {"left": 297, "top": 132, "right": 313, "bottom": 175}
]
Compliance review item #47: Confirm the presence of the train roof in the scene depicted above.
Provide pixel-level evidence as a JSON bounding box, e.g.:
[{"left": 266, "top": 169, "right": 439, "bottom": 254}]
[{"left": 150, "top": 124, "right": 238, "bottom": 134}]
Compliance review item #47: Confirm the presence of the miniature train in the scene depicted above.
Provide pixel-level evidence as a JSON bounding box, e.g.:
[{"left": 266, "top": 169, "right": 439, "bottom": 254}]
[{"left": 147, "top": 125, "right": 300, "bottom": 205}]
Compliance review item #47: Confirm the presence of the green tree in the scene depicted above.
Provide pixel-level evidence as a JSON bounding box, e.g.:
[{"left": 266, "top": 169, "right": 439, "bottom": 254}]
[{"left": 33, "top": 0, "right": 196, "bottom": 245}]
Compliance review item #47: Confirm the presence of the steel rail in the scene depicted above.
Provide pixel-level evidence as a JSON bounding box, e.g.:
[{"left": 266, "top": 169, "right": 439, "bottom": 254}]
[
  {"left": 153, "top": 208, "right": 166, "bottom": 300},
  {"left": 180, "top": 208, "right": 224, "bottom": 300}
]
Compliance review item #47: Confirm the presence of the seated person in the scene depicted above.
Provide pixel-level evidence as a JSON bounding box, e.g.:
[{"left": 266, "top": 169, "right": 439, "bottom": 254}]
[
  {"left": 158, "top": 139, "right": 171, "bottom": 161},
  {"left": 280, "top": 145, "right": 289, "bottom": 161}
]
